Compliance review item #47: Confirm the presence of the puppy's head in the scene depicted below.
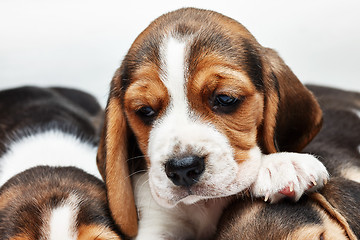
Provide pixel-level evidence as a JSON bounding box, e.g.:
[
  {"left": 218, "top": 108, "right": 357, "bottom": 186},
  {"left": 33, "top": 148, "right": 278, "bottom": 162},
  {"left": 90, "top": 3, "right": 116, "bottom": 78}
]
[
  {"left": 0, "top": 166, "right": 121, "bottom": 240},
  {"left": 97, "top": 8, "right": 322, "bottom": 237},
  {"left": 215, "top": 178, "right": 359, "bottom": 240}
]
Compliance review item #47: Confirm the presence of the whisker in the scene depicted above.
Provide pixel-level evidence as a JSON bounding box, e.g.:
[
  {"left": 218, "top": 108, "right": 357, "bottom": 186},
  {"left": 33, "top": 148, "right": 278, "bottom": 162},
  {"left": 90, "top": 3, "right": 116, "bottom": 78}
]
[
  {"left": 127, "top": 169, "right": 148, "bottom": 178},
  {"left": 138, "top": 178, "right": 150, "bottom": 193},
  {"left": 126, "top": 154, "right": 149, "bottom": 162}
]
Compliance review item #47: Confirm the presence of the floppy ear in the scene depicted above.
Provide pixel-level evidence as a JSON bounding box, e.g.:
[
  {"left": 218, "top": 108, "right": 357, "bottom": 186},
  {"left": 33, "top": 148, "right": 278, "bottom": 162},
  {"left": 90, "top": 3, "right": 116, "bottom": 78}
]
[
  {"left": 315, "top": 177, "right": 360, "bottom": 239},
  {"left": 259, "top": 48, "right": 323, "bottom": 153},
  {"left": 311, "top": 192, "right": 357, "bottom": 240},
  {"left": 97, "top": 83, "right": 138, "bottom": 238}
]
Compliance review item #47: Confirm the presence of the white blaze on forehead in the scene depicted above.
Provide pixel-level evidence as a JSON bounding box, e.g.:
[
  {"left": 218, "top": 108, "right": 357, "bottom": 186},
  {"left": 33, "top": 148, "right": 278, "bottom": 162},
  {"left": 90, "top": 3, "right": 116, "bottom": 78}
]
[
  {"left": 150, "top": 36, "right": 203, "bottom": 160},
  {"left": 160, "top": 36, "right": 188, "bottom": 113},
  {"left": 48, "top": 195, "right": 79, "bottom": 240},
  {"left": 147, "top": 36, "right": 242, "bottom": 207}
]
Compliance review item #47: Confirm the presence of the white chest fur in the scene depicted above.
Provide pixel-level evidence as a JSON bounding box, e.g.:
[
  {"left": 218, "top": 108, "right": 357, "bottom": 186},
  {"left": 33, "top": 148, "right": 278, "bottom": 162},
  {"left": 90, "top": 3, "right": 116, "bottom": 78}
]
[{"left": 133, "top": 173, "right": 230, "bottom": 240}]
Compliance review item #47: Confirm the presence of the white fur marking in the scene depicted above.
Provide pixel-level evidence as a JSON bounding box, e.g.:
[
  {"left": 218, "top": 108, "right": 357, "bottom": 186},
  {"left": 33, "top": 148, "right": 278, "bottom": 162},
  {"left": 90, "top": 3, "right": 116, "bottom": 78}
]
[
  {"left": 148, "top": 37, "right": 263, "bottom": 207},
  {"left": 0, "top": 130, "right": 101, "bottom": 186},
  {"left": 160, "top": 36, "right": 188, "bottom": 114},
  {"left": 48, "top": 195, "right": 79, "bottom": 240},
  {"left": 352, "top": 109, "right": 360, "bottom": 118},
  {"left": 133, "top": 173, "right": 230, "bottom": 240}
]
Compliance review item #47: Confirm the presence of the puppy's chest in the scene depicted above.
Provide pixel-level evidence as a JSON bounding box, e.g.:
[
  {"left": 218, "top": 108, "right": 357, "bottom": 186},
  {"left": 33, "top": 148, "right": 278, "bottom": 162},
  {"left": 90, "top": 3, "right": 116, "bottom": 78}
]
[
  {"left": 134, "top": 173, "right": 230, "bottom": 240},
  {"left": 181, "top": 199, "right": 231, "bottom": 239}
]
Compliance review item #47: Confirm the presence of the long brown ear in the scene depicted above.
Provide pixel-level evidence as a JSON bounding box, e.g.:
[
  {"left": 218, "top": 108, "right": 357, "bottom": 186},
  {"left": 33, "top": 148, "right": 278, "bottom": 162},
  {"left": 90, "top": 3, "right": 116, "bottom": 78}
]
[
  {"left": 259, "top": 48, "right": 323, "bottom": 153},
  {"left": 97, "top": 90, "right": 138, "bottom": 237}
]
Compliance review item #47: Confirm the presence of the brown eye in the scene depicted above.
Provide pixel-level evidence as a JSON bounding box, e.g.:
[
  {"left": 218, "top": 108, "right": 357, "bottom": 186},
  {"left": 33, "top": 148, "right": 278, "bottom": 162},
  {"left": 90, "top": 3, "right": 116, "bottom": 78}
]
[
  {"left": 138, "top": 106, "right": 155, "bottom": 117},
  {"left": 211, "top": 94, "right": 244, "bottom": 114},
  {"left": 216, "top": 94, "right": 238, "bottom": 106},
  {"left": 136, "top": 106, "right": 156, "bottom": 124}
]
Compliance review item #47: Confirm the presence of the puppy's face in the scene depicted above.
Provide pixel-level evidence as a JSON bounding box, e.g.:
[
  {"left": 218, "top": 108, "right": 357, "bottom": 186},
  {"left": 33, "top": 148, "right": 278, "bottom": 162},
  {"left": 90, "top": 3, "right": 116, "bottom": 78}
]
[
  {"left": 122, "top": 22, "right": 265, "bottom": 207},
  {"left": 98, "top": 8, "right": 322, "bottom": 236}
]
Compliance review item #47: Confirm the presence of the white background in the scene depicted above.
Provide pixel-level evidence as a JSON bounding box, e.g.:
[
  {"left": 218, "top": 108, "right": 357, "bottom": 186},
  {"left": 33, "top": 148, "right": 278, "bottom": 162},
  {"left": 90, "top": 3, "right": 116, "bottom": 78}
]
[{"left": 1, "top": 0, "right": 359, "bottom": 106}]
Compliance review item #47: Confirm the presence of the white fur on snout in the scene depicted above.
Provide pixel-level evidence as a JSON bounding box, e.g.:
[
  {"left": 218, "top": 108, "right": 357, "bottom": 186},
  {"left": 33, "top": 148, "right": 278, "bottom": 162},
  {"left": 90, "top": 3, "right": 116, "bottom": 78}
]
[
  {"left": 147, "top": 36, "right": 262, "bottom": 207},
  {"left": 148, "top": 114, "right": 239, "bottom": 207}
]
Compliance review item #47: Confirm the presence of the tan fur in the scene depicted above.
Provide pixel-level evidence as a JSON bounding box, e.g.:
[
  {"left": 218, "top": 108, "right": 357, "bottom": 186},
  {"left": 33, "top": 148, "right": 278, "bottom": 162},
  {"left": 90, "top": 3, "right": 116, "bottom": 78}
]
[
  {"left": 288, "top": 226, "right": 327, "bottom": 240},
  {"left": 124, "top": 70, "right": 169, "bottom": 159},
  {"left": 9, "top": 225, "right": 122, "bottom": 240},
  {"left": 0, "top": 187, "right": 20, "bottom": 209},
  {"left": 100, "top": 98, "right": 138, "bottom": 237},
  {"left": 78, "top": 224, "right": 122, "bottom": 240},
  {"left": 288, "top": 199, "right": 352, "bottom": 240},
  {"left": 0, "top": 166, "right": 119, "bottom": 239},
  {"left": 9, "top": 236, "right": 28, "bottom": 240},
  {"left": 341, "top": 167, "right": 360, "bottom": 183},
  {"left": 311, "top": 193, "right": 357, "bottom": 240},
  {"left": 260, "top": 48, "right": 323, "bottom": 153},
  {"left": 216, "top": 193, "right": 356, "bottom": 240},
  {"left": 187, "top": 58, "right": 264, "bottom": 157},
  {"left": 98, "top": 8, "right": 323, "bottom": 237}
]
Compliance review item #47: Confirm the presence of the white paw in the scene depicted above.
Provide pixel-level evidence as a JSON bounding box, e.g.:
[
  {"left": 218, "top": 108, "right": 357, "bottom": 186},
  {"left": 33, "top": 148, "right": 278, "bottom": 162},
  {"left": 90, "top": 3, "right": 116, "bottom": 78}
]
[{"left": 251, "top": 152, "right": 329, "bottom": 203}]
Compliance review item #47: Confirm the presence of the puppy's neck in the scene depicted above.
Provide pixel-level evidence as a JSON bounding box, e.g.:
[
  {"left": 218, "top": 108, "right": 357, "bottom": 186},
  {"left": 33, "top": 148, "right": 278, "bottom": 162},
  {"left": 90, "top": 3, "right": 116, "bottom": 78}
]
[{"left": 0, "top": 130, "right": 100, "bottom": 186}]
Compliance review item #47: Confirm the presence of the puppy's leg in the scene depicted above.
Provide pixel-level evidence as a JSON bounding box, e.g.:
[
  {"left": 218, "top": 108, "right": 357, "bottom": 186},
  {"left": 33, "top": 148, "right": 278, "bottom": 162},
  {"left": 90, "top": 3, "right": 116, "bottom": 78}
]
[{"left": 251, "top": 153, "right": 329, "bottom": 203}]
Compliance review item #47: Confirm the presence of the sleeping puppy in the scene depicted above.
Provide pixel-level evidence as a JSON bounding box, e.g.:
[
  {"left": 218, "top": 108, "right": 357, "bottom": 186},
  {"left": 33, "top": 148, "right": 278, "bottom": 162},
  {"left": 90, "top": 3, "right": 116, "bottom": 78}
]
[
  {"left": 97, "top": 8, "right": 329, "bottom": 239},
  {"left": 0, "top": 86, "right": 121, "bottom": 240},
  {"left": 215, "top": 85, "right": 360, "bottom": 240},
  {"left": 215, "top": 177, "right": 359, "bottom": 240}
]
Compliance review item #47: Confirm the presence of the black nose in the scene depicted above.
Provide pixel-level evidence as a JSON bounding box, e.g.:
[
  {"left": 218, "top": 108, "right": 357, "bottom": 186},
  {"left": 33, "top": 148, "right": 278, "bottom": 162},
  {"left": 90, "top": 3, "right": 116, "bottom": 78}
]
[{"left": 165, "top": 156, "right": 205, "bottom": 187}]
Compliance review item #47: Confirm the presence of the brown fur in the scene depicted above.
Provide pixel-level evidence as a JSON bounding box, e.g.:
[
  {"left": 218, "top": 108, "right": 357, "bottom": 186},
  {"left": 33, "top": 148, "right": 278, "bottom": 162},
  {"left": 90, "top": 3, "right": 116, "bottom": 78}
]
[
  {"left": 0, "top": 86, "right": 121, "bottom": 239},
  {"left": 97, "top": 8, "right": 323, "bottom": 237},
  {"left": 124, "top": 71, "right": 170, "bottom": 159},
  {"left": 78, "top": 225, "right": 122, "bottom": 240},
  {"left": 100, "top": 97, "right": 138, "bottom": 237},
  {"left": 215, "top": 178, "right": 359, "bottom": 240},
  {"left": 216, "top": 86, "right": 360, "bottom": 240},
  {"left": 0, "top": 166, "right": 121, "bottom": 240}
]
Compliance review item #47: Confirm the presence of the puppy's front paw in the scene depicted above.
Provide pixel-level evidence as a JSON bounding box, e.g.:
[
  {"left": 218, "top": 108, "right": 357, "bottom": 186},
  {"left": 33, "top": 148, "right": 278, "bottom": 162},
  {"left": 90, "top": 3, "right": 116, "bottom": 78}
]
[{"left": 251, "top": 152, "right": 329, "bottom": 203}]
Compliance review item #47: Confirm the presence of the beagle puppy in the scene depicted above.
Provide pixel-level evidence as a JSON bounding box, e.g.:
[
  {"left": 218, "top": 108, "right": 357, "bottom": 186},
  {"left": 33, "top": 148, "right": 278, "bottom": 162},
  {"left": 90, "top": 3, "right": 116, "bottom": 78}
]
[
  {"left": 215, "top": 85, "right": 360, "bottom": 240},
  {"left": 0, "top": 86, "right": 121, "bottom": 239},
  {"left": 215, "top": 178, "right": 359, "bottom": 240},
  {"left": 97, "top": 8, "right": 329, "bottom": 239}
]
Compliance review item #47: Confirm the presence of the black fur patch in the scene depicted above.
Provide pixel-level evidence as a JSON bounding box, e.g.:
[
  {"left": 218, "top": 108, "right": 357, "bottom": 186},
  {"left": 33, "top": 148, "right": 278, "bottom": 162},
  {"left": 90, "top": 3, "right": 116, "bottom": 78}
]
[{"left": 0, "top": 86, "right": 103, "bottom": 156}]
